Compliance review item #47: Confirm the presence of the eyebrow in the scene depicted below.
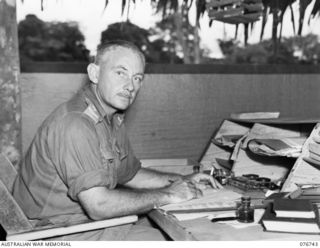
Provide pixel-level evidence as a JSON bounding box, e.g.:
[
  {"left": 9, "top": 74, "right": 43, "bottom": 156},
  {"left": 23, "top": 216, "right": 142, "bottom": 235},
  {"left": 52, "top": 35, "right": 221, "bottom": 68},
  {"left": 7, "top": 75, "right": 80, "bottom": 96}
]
[
  {"left": 114, "top": 65, "right": 128, "bottom": 71},
  {"left": 114, "top": 65, "right": 144, "bottom": 78}
]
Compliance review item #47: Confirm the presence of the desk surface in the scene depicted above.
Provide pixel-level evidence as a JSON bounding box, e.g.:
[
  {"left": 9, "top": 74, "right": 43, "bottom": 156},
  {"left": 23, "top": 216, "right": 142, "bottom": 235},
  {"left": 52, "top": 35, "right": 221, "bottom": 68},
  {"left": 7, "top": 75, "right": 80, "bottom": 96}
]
[
  {"left": 148, "top": 209, "right": 320, "bottom": 241},
  {"left": 146, "top": 163, "right": 320, "bottom": 241}
]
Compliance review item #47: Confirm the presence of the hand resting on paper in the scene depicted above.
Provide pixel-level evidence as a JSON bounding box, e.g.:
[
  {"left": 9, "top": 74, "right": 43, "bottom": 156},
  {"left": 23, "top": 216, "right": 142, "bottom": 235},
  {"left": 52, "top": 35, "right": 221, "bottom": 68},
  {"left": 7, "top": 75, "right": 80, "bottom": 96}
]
[
  {"left": 183, "top": 173, "right": 223, "bottom": 191},
  {"left": 164, "top": 173, "right": 223, "bottom": 204}
]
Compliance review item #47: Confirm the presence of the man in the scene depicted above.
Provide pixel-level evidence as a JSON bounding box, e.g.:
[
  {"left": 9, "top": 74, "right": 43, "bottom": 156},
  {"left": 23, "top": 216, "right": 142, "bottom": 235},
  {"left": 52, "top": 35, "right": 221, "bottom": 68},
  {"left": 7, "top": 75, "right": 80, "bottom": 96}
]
[{"left": 13, "top": 40, "right": 221, "bottom": 240}]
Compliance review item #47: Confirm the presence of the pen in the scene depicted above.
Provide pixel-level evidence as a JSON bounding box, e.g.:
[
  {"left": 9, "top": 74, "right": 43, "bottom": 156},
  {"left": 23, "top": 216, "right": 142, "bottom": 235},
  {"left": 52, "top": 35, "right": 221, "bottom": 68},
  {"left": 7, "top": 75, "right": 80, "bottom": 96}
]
[{"left": 211, "top": 217, "right": 238, "bottom": 222}]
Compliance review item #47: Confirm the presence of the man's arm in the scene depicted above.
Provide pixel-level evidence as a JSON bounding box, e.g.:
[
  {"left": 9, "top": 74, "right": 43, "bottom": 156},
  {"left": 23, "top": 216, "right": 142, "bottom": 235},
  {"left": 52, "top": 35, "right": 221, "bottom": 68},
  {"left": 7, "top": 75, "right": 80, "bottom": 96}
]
[
  {"left": 124, "top": 168, "right": 223, "bottom": 190},
  {"left": 124, "top": 167, "right": 182, "bottom": 189},
  {"left": 78, "top": 179, "right": 201, "bottom": 220}
]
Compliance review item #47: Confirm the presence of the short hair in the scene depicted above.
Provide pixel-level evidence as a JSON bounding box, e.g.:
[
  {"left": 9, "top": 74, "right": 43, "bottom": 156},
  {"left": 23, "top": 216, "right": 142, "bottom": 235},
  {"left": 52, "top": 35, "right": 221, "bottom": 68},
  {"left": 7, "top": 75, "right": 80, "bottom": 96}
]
[{"left": 94, "top": 40, "right": 146, "bottom": 67}]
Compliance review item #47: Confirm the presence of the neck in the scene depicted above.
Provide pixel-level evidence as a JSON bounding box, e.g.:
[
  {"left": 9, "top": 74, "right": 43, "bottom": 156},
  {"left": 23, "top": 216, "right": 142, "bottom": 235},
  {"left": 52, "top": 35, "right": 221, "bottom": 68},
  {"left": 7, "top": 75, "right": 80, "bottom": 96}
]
[{"left": 91, "top": 84, "right": 116, "bottom": 118}]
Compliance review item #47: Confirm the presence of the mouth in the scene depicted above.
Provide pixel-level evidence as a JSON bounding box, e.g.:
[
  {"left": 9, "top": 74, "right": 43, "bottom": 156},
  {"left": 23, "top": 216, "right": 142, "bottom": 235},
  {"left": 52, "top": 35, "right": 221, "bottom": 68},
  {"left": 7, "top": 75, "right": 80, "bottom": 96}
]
[{"left": 118, "top": 92, "right": 132, "bottom": 100}]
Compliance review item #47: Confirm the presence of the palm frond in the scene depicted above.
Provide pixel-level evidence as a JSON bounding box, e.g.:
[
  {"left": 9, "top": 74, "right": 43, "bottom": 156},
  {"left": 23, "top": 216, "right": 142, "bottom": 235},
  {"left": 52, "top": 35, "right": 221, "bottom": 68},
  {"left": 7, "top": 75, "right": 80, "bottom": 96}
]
[
  {"left": 235, "top": 24, "right": 239, "bottom": 39},
  {"left": 121, "top": 0, "right": 127, "bottom": 16},
  {"left": 104, "top": 0, "right": 109, "bottom": 11},
  {"left": 310, "top": 0, "right": 320, "bottom": 18},
  {"left": 169, "top": 0, "right": 179, "bottom": 11},
  {"left": 188, "top": 0, "right": 194, "bottom": 10},
  {"left": 289, "top": 4, "right": 296, "bottom": 35},
  {"left": 195, "top": 0, "right": 207, "bottom": 24},
  {"left": 298, "top": 0, "right": 312, "bottom": 35},
  {"left": 244, "top": 23, "right": 249, "bottom": 46},
  {"left": 260, "top": 5, "right": 269, "bottom": 40},
  {"left": 155, "top": 0, "right": 168, "bottom": 17}
]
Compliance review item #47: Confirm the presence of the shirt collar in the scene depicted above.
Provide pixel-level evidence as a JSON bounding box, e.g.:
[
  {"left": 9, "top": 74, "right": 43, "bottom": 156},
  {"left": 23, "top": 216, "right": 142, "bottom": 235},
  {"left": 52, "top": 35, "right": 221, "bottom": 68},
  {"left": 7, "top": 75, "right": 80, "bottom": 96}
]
[{"left": 82, "top": 84, "right": 125, "bottom": 126}]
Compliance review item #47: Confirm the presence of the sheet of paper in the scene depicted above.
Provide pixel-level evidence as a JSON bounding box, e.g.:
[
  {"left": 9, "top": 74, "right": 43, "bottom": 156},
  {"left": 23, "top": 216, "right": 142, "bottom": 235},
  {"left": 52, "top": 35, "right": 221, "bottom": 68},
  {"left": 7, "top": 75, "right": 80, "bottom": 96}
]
[
  {"left": 160, "top": 188, "right": 242, "bottom": 212},
  {"left": 247, "top": 137, "right": 306, "bottom": 158}
]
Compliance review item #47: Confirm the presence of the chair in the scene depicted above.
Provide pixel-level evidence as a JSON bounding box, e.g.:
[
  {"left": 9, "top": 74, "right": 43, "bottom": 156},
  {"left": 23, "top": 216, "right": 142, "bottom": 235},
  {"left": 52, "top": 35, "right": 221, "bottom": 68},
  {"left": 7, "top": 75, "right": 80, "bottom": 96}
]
[{"left": 0, "top": 154, "right": 137, "bottom": 241}]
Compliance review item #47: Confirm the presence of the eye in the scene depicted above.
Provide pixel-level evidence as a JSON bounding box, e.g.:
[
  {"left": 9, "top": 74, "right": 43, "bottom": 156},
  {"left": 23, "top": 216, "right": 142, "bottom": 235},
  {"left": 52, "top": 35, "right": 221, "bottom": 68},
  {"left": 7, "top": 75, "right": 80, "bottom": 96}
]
[
  {"left": 133, "top": 76, "right": 143, "bottom": 85},
  {"left": 116, "top": 70, "right": 127, "bottom": 78}
]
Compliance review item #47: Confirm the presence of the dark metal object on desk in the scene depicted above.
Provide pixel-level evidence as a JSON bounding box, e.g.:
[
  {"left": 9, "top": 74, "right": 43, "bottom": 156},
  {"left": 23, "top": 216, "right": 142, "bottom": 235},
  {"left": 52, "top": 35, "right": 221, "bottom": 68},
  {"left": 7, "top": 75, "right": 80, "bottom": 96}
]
[
  {"left": 243, "top": 174, "right": 259, "bottom": 180},
  {"left": 227, "top": 175, "right": 276, "bottom": 191},
  {"left": 214, "top": 169, "right": 233, "bottom": 185},
  {"left": 256, "top": 177, "right": 271, "bottom": 187},
  {"left": 268, "top": 182, "right": 280, "bottom": 190}
]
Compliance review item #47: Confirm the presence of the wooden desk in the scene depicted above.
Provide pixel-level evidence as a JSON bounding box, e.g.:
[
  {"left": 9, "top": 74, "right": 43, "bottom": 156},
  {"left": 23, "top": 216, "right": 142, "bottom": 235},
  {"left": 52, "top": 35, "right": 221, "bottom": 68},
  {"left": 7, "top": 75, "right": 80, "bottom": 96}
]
[
  {"left": 148, "top": 208, "right": 320, "bottom": 241},
  {"left": 144, "top": 161, "right": 320, "bottom": 241}
]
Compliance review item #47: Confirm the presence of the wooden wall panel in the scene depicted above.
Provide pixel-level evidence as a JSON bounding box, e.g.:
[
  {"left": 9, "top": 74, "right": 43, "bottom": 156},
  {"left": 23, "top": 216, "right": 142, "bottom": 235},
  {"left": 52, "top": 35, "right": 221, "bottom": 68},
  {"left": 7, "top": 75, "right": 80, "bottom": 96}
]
[{"left": 21, "top": 73, "right": 320, "bottom": 161}]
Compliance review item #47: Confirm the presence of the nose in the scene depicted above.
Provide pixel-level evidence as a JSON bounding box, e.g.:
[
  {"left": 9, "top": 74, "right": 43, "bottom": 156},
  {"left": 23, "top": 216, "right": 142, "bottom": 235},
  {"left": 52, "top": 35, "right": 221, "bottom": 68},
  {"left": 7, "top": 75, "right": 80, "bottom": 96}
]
[{"left": 124, "top": 77, "right": 134, "bottom": 92}]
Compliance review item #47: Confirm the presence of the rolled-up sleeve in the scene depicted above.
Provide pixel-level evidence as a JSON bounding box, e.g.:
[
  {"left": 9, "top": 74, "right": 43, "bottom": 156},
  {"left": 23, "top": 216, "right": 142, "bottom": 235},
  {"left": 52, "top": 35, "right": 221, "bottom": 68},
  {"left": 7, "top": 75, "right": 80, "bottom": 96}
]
[{"left": 52, "top": 113, "right": 117, "bottom": 200}]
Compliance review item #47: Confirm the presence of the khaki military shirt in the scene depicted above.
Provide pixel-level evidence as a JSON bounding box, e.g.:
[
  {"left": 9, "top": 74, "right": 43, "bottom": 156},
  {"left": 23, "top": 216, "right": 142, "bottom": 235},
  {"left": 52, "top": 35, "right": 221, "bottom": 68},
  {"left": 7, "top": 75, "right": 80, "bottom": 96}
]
[{"left": 13, "top": 84, "right": 141, "bottom": 225}]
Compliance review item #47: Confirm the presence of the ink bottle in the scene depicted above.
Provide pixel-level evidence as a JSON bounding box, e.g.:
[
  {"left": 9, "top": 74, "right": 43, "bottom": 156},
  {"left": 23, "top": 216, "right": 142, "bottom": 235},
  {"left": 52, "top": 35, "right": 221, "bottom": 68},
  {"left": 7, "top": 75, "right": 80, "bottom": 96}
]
[{"left": 237, "top": 196, "right": 254, "bottom": 223}]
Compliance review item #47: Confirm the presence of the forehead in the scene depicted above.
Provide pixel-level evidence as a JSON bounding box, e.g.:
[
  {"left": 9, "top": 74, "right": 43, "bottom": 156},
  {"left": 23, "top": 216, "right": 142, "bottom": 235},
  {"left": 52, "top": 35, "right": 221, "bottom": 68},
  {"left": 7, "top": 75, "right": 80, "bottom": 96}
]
[{"left": 99, "top": 47, "right": 144, "bottom": 71}]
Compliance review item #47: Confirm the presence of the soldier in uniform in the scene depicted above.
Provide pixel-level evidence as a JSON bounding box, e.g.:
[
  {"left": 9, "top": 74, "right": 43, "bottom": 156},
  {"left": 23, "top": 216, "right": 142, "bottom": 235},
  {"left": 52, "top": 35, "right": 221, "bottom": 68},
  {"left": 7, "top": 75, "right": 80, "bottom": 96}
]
[{"left": 13, "top": 40, "right": 221, "bottom": 240}]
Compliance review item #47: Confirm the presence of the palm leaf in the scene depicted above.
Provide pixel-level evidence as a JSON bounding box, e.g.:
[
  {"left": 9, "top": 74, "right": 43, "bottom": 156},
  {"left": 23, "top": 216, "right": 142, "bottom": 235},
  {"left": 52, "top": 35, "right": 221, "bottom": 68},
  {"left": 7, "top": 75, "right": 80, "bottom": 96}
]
[
  {"left": 104, "top": 0, "right": 109, "bottom": 11},
  {"left": 298, "top": 0, "right": 312, "bottom": 35},
  {"left": 235, "top": 24, "right": 239, "bottom": 39},
  {"left": 289, "top": 4, "right": 296, "bottom": 34},
  {"left": 262, "top": 0, "right": 279, "bottom": 11},
  {"left": 188, "top": 0, "right": 194, "bottom": 10},
  {"left": 310, "top": 0, "right": 320, "bottom": 18},
  {"left": 169, "top": 0, "right": 179, "bottom": 11},
  {"left": 261, "top": 0, "right": 296, "bottom": 40},
  {"left": 121, "top": 0, "right": 127, "bottom": 16},
  {"left": 279, "top": 0, "right": 296, "bottom": 12},
  {"left": 279, "top": 12, "right": 284, "bottom": 40},
  {"left": 278, "top": 1, "right": 293, "bottom": 39},
  {"left": 155, "top": 0, "right": 168, "bottom": 17},
  {"left": 209, "top": 19, "right": 213, "bottom": 27},
  {"left": 260, "top": 5, "right": 269, "bottom": 40},
  {"left": 244, "top": 23, "right": 249, "bottom": 46},
  {"left": 195, "top": 0, "right": 207, "bottom": 23}
]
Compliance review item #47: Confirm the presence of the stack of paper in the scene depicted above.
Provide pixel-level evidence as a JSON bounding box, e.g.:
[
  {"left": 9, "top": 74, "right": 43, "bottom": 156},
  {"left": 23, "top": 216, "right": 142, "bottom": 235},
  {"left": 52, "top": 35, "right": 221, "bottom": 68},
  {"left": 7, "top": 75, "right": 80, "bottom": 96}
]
[{"left": 247, "top": 137, "right": 306, "bottom": 158}]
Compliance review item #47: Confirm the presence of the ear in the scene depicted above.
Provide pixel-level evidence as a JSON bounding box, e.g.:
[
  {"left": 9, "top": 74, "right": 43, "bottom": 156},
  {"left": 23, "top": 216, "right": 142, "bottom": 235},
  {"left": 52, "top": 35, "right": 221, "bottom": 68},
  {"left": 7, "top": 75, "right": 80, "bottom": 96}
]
[{"left": 87, "top": 63, "right": 99, "bottom": 84}]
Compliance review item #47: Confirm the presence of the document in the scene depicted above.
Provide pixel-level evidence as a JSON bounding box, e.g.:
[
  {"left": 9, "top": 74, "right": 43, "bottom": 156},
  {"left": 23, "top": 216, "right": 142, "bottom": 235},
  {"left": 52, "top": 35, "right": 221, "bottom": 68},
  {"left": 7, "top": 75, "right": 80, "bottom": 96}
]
[
  {"left": 247, "top": 137, "right": 306, "bottom": 158},
  {"left": 160, "top": 188, "right": 242, "bottom": 212}
]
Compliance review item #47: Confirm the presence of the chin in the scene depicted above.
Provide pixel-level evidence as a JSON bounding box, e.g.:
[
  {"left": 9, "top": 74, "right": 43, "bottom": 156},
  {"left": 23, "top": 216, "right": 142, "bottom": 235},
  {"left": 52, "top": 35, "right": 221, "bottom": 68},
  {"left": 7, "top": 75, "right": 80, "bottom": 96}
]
[
  {"left": 114, "top": 103, "right": 130, "bottom": 111},
  {"left": 116, "top": 98, "right": 132, "bottom": 110}
]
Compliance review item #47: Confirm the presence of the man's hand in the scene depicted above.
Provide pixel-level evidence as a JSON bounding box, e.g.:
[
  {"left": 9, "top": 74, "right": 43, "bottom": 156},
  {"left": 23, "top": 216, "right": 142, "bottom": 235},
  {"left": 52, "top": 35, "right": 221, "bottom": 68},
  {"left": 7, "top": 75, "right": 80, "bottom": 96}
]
[
  {"left": 161, "top": 173, "right": 223, "bottom": 205},
  {"left": 163, "top": 178, "right": 203, "bottom": 204},
  {"left": 183, "top": 173, "right": 223, "bottom": 190}
]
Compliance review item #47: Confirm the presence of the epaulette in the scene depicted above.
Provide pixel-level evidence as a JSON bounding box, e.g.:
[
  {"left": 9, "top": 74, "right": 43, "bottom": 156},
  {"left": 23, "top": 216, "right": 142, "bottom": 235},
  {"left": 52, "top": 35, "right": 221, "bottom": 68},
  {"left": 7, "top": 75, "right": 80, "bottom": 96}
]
[{"left": 83, "top": 99, "right": 101, "bottom": 124}]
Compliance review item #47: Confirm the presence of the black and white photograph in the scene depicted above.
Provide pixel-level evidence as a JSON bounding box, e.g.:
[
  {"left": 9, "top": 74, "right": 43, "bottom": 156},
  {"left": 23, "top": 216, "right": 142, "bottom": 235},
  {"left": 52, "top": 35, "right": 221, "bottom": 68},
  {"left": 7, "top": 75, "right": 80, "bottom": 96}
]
[{"left": 0, "top": 0, "right": 320, "bottom": 246}]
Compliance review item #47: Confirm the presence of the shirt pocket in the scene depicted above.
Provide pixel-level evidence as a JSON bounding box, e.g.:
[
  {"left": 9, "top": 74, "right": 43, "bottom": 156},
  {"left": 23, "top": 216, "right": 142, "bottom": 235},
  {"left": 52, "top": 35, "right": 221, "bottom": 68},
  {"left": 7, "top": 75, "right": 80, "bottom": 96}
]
[
  {"left": 99, "top": 145, "right": 117, "bottom": 188},
  {"left": 100, "top": 145, "right": 115, "bottom": 164},
  {"left": 114, "top": 140, "right": 128, "bottom": 161}
]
